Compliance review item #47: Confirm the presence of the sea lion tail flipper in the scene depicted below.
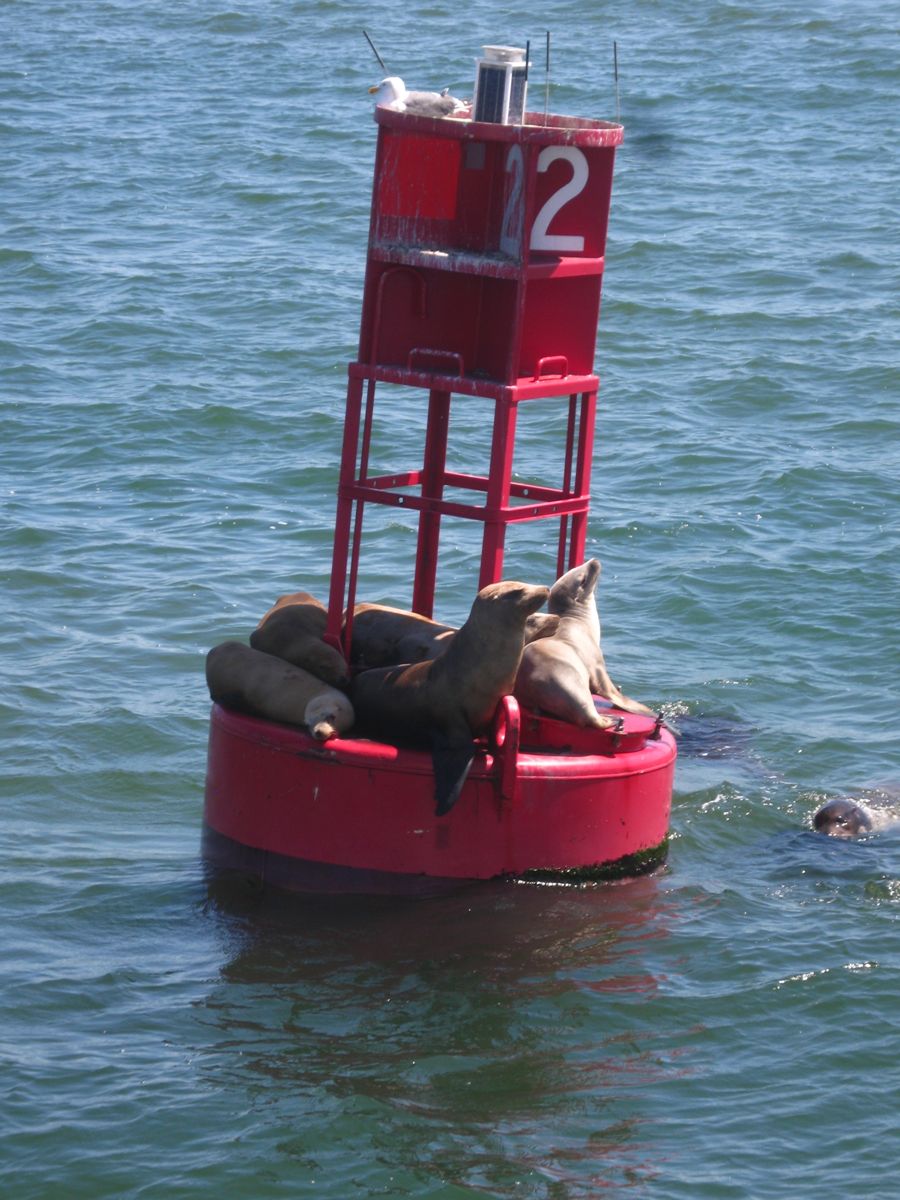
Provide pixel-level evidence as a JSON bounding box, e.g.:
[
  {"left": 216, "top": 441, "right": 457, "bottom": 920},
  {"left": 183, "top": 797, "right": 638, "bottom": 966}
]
[{"left": 431, "top": 732, "right": 476, "bottom": 817}]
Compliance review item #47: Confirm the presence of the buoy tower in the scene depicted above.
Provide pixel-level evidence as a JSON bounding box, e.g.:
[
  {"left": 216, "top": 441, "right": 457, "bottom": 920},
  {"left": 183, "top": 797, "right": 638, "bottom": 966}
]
[{"left": 203, "top": 89, "right": 676, "bottom": 895}]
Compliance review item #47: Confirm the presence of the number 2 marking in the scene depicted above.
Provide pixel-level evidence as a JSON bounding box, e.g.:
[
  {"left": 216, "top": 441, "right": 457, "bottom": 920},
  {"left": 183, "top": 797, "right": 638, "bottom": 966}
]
[
  {"left": 500, "top": 144, "right": 524, "bottom": 256},
  {"left": 529, "top": 146, "right": 588, "bottom": 253}
]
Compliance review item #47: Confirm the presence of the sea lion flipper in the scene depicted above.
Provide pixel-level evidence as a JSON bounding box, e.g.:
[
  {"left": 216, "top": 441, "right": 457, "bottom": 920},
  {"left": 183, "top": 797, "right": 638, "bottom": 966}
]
[
  {"left": 590, "top": 655, "right": 655, "bottom": 717},
  {"left": 431, "top": 732, "right": 476, "bottom": 817}
]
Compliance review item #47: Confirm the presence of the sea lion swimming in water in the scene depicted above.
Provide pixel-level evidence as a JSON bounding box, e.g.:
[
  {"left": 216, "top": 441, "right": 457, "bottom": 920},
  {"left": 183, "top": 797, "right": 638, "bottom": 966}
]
[
  {"left": 810, "top": 792, "right": 900, "bottom": 838},
  {"left": 813, "top": 797, "right": 874, "bottom": 837},
  {"left": 351, "top": 580, "right": 550, "bottom": 816},
  {"left": 815, "top": 790, "right": 900, "bottom": 837},
  {"left": 514, "top": 558, "right": 653, "bottom": 729}
]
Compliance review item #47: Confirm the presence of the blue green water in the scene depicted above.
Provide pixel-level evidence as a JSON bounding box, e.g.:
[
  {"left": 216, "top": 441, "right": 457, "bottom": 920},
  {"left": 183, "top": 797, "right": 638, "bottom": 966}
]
[{"left": 2, "top": 1, "right": 898, "bottom": 1196}]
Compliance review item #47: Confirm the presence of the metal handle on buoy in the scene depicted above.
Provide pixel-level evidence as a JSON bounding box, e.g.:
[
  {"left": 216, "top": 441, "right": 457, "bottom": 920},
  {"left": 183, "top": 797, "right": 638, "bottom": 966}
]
[
  {"left": 492, "top": 694, "right": 521, "bottom": 803},
  {"left": 533, "top": 355, "right": 569, "bottom": 380}
]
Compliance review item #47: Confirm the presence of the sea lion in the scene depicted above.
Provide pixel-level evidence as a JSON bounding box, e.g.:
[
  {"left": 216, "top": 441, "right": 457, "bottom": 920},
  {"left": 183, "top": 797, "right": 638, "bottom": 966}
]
[
  {"left": 348, "top": 603, "right": 457, "bottom": 668},
  {"left": 812, "top": 797, "right": 875, "bottom": 838},
  {"left": 348, "top": 603, "right": 560, "bottom": 669},
  {"left": 250, "top": 590, "right": 349, "bottom": 688},
  {"left": 206, "top": 641, "right": 354, "bottom": 740},
  {"left": 351, "top": 580, "right": 550, "bottom": 815},
  {"left": 514, "top": 558, "right": 654, "bottom": 730},
  {"left": 206, "top": 648, "right": 355, "bottom": 739},
  {"left": 524, "top": 612, "right": 561, "bottom": 643}
]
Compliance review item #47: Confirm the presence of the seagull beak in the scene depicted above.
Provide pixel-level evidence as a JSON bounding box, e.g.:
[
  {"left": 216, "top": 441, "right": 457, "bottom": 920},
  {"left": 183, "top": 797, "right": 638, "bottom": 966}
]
[{"left": 368, "top": 85, "right": 379, "bottom": 94}]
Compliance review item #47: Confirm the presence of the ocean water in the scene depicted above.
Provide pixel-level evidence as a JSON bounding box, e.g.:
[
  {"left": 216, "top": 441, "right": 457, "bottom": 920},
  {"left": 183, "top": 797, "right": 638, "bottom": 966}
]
[{"left": 2, "top": 1, "right": 899, "bottom": 1196}]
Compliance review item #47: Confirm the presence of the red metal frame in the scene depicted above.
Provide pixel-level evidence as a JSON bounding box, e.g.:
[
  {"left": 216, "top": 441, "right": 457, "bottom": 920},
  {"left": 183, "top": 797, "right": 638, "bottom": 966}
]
[{"left": 327, "top": 108, "right": 624, "bottom": 650}]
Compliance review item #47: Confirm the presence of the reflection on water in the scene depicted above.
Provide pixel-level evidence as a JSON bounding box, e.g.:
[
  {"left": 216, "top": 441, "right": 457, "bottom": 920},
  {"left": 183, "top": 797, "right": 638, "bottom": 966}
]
[{"left": 195, "top": 874, "right": 692, "bottom": 1195}]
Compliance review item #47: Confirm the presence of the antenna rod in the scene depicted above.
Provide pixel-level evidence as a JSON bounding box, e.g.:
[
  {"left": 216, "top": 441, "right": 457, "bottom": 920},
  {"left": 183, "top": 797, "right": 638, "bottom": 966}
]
[
  {"left": 363, "top": 29, "right": 388, "bottom": 74},
  {"left": 543, "top": 30, "right": 551, "bottom": 125},
  {"left": 614, "top": 41, "right": 620, "bottom": 123}
]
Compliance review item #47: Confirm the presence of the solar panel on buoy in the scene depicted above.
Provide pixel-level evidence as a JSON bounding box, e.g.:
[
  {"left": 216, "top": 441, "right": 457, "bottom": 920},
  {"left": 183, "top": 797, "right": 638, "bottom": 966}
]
[{"left": 473, "top": 45, "right": 529, "bottom": 124}]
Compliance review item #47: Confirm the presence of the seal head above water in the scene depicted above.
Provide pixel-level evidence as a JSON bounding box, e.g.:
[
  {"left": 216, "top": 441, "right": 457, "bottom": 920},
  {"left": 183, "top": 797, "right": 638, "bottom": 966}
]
[{"left": 813, "top": 797, "right": 875, "bottom": 838}]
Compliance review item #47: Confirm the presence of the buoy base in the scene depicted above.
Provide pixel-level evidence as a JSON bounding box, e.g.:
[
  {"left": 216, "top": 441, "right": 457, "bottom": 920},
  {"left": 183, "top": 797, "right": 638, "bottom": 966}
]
[
  {"left": 202, "top": 703, "right": 675, "bottom": 897},
  {"left": 202, "top": 822, "right": 669, "bottom": 898}
]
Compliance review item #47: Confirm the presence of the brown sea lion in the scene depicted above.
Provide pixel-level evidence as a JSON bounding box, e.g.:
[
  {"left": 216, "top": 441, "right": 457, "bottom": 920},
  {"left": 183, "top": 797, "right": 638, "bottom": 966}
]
[
  {"left": 206, "top": 641, "right": 354, "bottom": 740},
  {"left": 348, "top": 603, "right": 456, "bottom": 668},
  {"left": 514, "top": 558, "right": 654, "bottom": 729},
  {"left": 351, "top": 580, "right": 550, "bottom": 815},
  {"left": 348, "top": 603, "right": 560, "bottom": 669},
  {"left": 250, "top": 590, "right": 349, "bottom": 688}
]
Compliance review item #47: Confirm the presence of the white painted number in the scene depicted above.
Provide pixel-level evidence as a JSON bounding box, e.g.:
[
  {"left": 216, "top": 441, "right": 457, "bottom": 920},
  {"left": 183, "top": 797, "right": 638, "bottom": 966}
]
[
  {"left": 500, "top": 144, "right": 524, "bottom": 257},
  {"left": 529, "top": 146, "right": 588, "bottom": 253}
]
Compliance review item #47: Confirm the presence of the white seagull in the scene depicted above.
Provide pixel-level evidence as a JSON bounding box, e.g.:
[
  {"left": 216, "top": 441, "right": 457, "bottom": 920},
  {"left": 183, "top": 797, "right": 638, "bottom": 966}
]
[{"left": 368, "top": 75, "right": 466, "bottom": 118}]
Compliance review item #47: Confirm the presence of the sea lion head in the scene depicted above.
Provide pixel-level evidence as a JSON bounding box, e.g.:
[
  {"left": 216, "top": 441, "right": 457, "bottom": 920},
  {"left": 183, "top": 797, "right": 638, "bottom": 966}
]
[
  {"left": 548, "top": 558, "right": 601, "bottom": 617},
  {"left": 474, "top": 580, "right": 550, "bottom": 622},
  {"left": 305, "top": 690, "right": 355, "bottom": 741},
  {"left": 813, "top": 797, "right": 874, "bottom": 838}
]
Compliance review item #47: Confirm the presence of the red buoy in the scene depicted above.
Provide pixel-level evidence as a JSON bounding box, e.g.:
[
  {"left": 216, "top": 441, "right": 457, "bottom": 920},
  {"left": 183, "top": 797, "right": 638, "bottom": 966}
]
[{"left": 203, "top": 95, "right": 676, "bottom": 894}]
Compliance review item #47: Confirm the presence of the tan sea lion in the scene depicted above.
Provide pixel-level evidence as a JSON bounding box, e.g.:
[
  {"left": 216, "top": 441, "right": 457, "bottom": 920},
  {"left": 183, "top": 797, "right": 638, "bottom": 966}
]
[
  {"left": 351, "top": 580, "right": 550, "bottom": 815},
  {"left": 524, "top": 612, "right": 561, "bottom": 643},
  {"left": 206, "top": 641, "right": 354, "bottom": 740},
  {"left": 250, "top": 590, "right": 349, "bottom": 688},
  {"left": 348, "top": 603, "right": 560, "bottom": 669},
  {"left": 514, "top": 558, "right": 654, "bottom": 730}
]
